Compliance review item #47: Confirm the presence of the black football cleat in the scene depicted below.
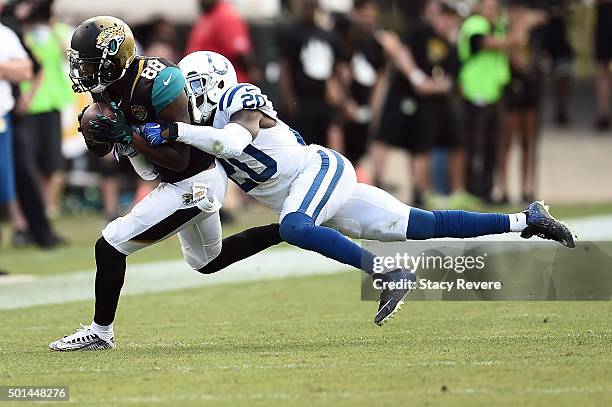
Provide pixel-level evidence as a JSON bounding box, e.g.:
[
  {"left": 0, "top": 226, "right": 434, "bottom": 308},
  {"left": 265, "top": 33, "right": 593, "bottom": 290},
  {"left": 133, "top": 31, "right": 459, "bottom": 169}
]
[
  {"left": 373, "top": 269, "right": 415, "bottom": 326},
  {"left": 521, "top": 201, "right": 578, "bottom": 248}
]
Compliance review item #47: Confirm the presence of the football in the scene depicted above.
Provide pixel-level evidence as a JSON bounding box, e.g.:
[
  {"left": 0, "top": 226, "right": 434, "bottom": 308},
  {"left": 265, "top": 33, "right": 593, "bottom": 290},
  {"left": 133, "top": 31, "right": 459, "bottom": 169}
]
[{"left": 80, "top": 102, "right": 115, "bottom": 144}]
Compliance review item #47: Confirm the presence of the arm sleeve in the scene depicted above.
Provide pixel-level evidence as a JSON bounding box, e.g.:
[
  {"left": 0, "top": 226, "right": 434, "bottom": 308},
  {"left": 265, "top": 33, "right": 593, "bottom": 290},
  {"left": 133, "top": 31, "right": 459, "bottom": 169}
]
[
  {"left": 114, "top": 145, "right": 158, "bottom": 180},
  {"left": 175, "top": 122, "right": 252, "bottom": 158},
  {"left": 151, "top": 66, "right": 185, "bottom": 116}
]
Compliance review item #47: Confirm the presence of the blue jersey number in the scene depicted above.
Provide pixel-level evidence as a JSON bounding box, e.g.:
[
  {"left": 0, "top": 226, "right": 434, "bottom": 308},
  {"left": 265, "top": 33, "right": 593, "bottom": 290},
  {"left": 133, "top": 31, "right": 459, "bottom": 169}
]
[
  {"left": 218, "top": 145, "right": 277, "bottom": 193},
  {"left": 241, "top": 93, "right": 267, "bottom": 110}
]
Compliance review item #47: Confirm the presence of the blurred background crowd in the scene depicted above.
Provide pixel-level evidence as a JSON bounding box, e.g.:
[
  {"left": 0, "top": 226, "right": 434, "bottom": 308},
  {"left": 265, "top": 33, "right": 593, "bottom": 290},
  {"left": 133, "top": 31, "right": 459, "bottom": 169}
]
[{"left": 0, "top": 0, "right": 611, "bottom": 251}]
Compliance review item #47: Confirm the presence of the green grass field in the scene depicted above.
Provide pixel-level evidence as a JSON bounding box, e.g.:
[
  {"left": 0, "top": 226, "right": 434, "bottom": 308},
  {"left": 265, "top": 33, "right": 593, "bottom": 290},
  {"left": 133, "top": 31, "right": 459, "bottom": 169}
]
[
  {"left": 1, "top": 274, "right": 611, "bottom": 406},
  {"left": 1, "top": 205, "right": 612, "bottom": 406}
]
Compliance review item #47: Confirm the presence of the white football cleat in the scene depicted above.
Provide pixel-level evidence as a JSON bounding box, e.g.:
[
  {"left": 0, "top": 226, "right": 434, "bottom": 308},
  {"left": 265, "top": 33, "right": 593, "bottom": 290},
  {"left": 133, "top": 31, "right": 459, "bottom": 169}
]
[{"left": 49, "top": 324, "right": 114, "bottom": 351}]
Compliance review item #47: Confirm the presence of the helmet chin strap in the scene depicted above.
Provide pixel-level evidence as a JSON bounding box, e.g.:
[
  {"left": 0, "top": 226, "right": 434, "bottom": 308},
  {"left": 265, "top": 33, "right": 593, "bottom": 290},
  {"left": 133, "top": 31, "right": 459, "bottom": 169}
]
[{"left": 188, "top": 90, "right": 204, "bottom": 123}]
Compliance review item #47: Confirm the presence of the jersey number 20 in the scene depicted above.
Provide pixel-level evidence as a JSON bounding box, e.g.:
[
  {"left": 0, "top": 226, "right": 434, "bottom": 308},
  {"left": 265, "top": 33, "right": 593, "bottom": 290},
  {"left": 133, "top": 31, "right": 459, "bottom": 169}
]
[
  {"left": 241, "top": 93, "right": 267, "bottom": 109},
  {"left": 219, "top": 145, "right": 277, "bottom": 193}
]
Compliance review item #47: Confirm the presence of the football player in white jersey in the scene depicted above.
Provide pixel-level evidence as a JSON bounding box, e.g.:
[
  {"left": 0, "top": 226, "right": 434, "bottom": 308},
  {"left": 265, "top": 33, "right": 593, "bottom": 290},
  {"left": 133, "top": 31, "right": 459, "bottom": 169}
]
[{"left": 136, "top": 51, "right": 577, "bottom": 326}]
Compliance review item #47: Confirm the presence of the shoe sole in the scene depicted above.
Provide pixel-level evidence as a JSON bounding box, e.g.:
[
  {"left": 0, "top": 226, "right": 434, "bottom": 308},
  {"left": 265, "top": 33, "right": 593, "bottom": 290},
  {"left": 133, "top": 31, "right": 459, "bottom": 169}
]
[
  {"left": 536, "top": 201, "right": 578, "bottom": 248},
  {"left": 375, "top": 293, "right": 409, "bottom": 326},
  {"left": 49, "top": 340, "right": 114, "bottom": 352}
]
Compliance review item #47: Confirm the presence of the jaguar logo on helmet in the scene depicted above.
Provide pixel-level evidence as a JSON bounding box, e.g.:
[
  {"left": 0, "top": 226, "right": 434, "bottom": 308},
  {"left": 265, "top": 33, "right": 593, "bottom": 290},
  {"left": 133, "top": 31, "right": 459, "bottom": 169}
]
[
  {"left": 96, "top": 26, "right": 126, "bottom": 56},
  {"left": 68, "top": 16, "right": 136, "bottom": 94}
]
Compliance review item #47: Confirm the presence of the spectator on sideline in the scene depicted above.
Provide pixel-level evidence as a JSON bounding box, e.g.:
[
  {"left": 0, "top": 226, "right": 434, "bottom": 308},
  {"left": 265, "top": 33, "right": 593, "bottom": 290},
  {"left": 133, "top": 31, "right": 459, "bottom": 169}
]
[
  {"left": 499, "top": 4, "right": 548, "bottom": 204},
  {"left": 278, "top": 0, "right": 341, "bottom": 147},
  {"left": 1, "top": 0, "right": 63, "bottom": 248},
  {"left": 15, "top": 0, "right": 74, "bottom": 217},
  {"left": 186, "top": 0, "right": 260, "bottom": 83},
  {"left": 0, "top": 6, "right": 33, "bottom": 247},
  {"left": 372, "top": 0, "right": 451, "bottom": 201},
  {"left": 457, "top": 0, "right": 526, "bottom": 201},
  {"left": 333, "top": 0, "right": 386, "bottom": 180},
  {"left": 594, "top": 0, "right": 612, "bottom": 131},
  {"left": 401, "top": 0, "right": 470, "bottom": 208}
]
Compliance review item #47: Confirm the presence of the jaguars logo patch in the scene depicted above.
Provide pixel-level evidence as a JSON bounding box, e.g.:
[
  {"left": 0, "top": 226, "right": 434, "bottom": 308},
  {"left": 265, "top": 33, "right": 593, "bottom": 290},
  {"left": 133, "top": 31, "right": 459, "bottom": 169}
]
[
  {"left": 96, "top": 25, "right": 125, "bottom": 56},
  {"left": 131, "top": 105, "right": 148, "bottom": 121}
]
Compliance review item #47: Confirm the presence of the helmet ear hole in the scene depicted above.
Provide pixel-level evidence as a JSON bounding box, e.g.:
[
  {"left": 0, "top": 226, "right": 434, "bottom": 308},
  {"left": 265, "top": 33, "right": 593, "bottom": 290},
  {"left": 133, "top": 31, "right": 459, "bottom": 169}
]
[{"left": 218, "top": 80, "right": 224, "bottom": 89}]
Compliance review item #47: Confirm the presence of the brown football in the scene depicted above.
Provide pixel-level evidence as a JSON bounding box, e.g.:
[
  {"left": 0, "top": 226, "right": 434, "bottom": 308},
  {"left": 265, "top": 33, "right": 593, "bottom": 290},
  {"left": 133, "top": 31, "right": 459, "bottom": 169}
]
[{"left": 80, "top": 102, "right": 116, "bottom": 145}]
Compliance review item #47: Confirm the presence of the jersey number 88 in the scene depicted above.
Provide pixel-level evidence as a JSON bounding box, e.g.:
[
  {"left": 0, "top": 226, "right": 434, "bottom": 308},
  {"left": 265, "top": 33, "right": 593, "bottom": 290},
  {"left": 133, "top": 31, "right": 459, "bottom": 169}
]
[{"left": 141, "top": 60, "right": 166, "bottom": 80}]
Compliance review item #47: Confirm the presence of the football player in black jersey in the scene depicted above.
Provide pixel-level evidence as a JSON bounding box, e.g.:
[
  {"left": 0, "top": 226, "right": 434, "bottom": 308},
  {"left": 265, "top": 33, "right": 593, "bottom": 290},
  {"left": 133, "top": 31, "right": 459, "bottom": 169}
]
[{"left": 49, "top": 16, "right": 281, "bottom": 351}]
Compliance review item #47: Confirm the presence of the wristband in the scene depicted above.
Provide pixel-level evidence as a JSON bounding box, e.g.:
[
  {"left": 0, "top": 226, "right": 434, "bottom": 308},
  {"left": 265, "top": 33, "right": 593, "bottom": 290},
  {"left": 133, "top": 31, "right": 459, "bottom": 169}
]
[{"left": 167, "top": 122, "right": 179, "bottom": 141}]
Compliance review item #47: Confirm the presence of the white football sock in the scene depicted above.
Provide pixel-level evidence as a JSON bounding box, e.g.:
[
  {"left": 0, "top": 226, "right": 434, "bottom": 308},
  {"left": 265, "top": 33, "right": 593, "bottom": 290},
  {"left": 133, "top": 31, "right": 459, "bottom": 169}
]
[
  {"left": 91, "top": 321, "right": 114, "bottom": 340},
  {"left": 508, "top": 213, "right": 528, "bottom": 232}
]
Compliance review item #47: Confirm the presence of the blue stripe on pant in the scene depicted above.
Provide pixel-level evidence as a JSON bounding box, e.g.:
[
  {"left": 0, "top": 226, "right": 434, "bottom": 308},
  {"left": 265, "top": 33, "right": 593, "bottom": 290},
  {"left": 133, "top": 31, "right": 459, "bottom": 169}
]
[
  {"left": 311, "top": 150, "right": 345, "bottom": 220},
  {"left": 297, "top": 149, "right": 344, "bottom": 222}
]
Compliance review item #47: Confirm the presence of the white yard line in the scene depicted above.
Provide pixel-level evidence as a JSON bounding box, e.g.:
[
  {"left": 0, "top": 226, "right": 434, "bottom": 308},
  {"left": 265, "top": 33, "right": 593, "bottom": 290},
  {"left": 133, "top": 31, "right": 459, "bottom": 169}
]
[
  {"left": 1, "top": 215, "right": 611, "bottom": 311},
  {"left": 0, "top": 247, "right": 346, "bottom": 310}
]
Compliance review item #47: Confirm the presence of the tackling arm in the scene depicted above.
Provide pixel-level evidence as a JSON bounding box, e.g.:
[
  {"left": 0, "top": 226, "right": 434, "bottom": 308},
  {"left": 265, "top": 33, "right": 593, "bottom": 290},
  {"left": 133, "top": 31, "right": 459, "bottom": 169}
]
[{"left": 165, "top": 109, "right": 260, "bottom": 159}]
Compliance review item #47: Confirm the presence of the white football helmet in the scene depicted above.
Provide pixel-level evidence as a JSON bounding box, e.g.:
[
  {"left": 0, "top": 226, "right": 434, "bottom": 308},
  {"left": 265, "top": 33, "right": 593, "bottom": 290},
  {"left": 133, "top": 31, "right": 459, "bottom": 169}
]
[{"left": 178, "top": 51, "right": 238, "bottom": 123}]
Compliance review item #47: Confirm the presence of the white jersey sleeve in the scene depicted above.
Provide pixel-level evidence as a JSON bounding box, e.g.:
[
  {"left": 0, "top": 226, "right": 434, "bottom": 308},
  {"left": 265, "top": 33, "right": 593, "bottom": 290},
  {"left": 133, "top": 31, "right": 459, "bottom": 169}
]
[{"left": 214, "top": 83, "right": 277, "bottom": 129}]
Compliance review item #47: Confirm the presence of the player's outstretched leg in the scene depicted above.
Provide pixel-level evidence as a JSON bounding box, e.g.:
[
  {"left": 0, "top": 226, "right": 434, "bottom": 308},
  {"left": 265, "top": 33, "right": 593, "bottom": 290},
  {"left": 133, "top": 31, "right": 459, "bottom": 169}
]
[
  {"left": 49, "top": 237, "right": 120, "bottom": 351},
  {"left": 406, "top": 201, "right": 577, "bottom": 247},
  {"left": 326, "top": 184, "right": 576, "bottom": 246},
  {"left": 280, "top": 211, "right": 413, "bottom": 326}
]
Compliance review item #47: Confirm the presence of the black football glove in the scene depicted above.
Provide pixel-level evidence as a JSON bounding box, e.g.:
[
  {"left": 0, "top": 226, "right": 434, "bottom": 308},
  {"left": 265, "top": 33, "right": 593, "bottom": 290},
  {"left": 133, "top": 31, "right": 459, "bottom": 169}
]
[{"left": 88, "top": 102, "right": 133, "bottom": 145}]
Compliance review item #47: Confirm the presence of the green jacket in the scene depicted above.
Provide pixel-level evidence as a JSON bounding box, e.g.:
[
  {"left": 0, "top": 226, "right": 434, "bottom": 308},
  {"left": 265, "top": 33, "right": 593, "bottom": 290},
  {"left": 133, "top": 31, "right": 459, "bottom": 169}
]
[
  {"left": 21, "top": 23, "right": 75, "bottom": 114},
  {"left": 457, "top": 15, "right": 510, "bottom": 105}
]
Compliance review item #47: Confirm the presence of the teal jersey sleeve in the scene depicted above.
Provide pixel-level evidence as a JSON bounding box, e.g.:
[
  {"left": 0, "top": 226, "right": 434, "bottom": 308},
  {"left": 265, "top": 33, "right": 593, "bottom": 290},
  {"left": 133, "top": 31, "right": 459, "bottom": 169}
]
[{"left": 151, "top": 66, "right": 185, "bottom": 116}]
